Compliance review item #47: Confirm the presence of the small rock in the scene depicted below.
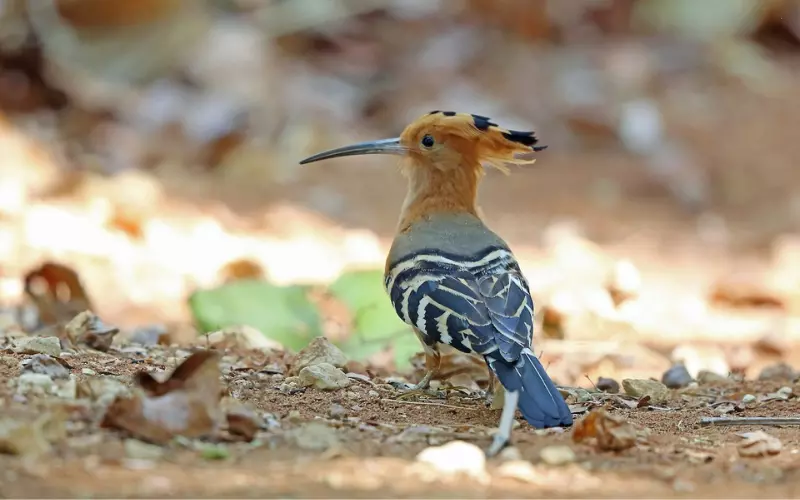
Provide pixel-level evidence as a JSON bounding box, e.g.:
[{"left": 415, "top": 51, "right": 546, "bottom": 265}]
[
  {"left": 495, "top": 460, "right": 540, "bottom": 484},
  {"left": 742, "top": 394, "right": 756, "bottom": 404},
  {"left": 328, "top": 403, "right": 347, "bottom": 419},
  {"left": 367, "top": 390, "right": 379, "bottom": 398},
  {"left": 416, "top": 441, "right": 487, "bottom": 482},
  {"left": 696, "top": 370, "right": 729, "bottom": 385},
  {"left": 758, "top": 362, "right": 796, "bottom": 381},
  {"left": 54, "top": 375, "right": 77, "bottom": 399},
  {"left": 0, "top": 410, "right": 67, "bottom": 456},
  {"left": 290, "top": 336, "right": 347, "bottom": 374},
  {"left": 129, "top": 325, "right": 171, "bottom": 346},
  {"left": 205, "top": 325, "right": 282, "bottom": 351},
  {"left": 596, "top": 377, "right": 620, "bottom": 393},
  {"left": 21, "top": 354, "right": 70, "bottom": 379},
  {"left": 777, "top": 386, "right": 793, "bottom": 398},
  {"left": 622, "top": 378, "right": 669, "bottom": 403},
  {"left": 344, "top": 391, "right": 358, "bottom": 399},
  {"left": 76, "top": 376, "right": 131, "bottom": 405},
  {"left": 498, "top": 446, "right": 522, "bottom": 462},
  {"left": 661, "top": 364, "right": 693, "bottom": 389},
  {"left": 737, "top": 430, "right": 782, "bottom": 457},
  {"left": 16, "top": 373, "right": 55, "bottom": 396},
  {"left": 279, "top": 376, "right": 303, "bottom": 394},
  {"left": 298, "top": 363, "right": 351, "bottom": 390},
  {"left": 82, "top": 368, "right": 96, "bottom": 375},
  {"left": 539, "top": 445, "right": 576, "bottom": 466},
  {"left": 12, "top": 336, "right": 61, "bottom": 357},
  {"left": 288, "top": 422, "right": 340, "bottom": 451},
  {"left": 124, "top": 439, "right": 164, "bottom": 460}
]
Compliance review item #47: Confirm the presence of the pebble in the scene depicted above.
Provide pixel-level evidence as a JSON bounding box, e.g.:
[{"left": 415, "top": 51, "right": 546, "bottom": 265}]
[
  {"left": 539, "top": 445, "right": 576, "bottom": 466},
  {"left": 12, "top": 336, "right": 61, "bottom": 357},
  {"left": 328, "top": 403, "right": 347, "bottom": 419},
  {"left": 596, "top": 377, "right": 620, "bottom": 393},
  {"left": 696, "top": 370, "right": 729, "bottom": 385},
  {"left": 82, "top": 368, "right": 96, "bottom": 375},
  {"left": 758, "top": 362, "right": 796, "bottom": 381},
  {"left": 288, "top": 422, "right": 340, "bottom": 451},
  {"left": 291, "top": 336, "right": 348, "bottom": 374},
  {"left": 495, "top": 460, "right": 540, "bottom": 484},
  {"left": 16, "top": 373, "right": 55, "bottom": 396},
  {"left": 498, "top": 446, "right": 522, "bottom": 461},
  {"left": 21, "top": 354, "right": 70, "bottom": 379},
  {"left": 367, "top": 390, "right": 379, "bottom": 398},
  {"left": 298, "top": 363, "right": 351, "bottom": 390},
  {"left": 742, "top": 394, "right": 756, "bottom": 404},
  {"left": 415, "top": 441, "right": 487, "bottom": 482},
  {"left": 622, "top": 378, "right": 669, "bottom": 403},
  {"left": 661, "top": 364, "right": 693, "bottom": 389}
]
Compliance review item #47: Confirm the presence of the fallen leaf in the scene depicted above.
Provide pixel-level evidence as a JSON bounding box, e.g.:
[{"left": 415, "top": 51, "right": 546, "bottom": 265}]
[
  {"left": 64, "top": 310, "right": 119, "bottom": 352},
  {"left": 572, "top": 408, "right": 640, "bottom": 451},
  {"left": 101, "top": 350, "right": 223, "bottom": 444},
  {"left": 24, "top": 262, "right": 93, "bottom": 326}
]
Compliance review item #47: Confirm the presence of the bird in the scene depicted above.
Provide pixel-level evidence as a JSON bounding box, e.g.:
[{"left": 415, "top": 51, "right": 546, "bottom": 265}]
[{"left": 299, "top": 110, "right": 573, "bottom": 455}]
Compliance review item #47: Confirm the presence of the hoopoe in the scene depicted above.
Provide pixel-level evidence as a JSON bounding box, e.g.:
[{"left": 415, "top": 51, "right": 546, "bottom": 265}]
[{"left": 300, "top": 110, "right": 573, "bottom": 455}]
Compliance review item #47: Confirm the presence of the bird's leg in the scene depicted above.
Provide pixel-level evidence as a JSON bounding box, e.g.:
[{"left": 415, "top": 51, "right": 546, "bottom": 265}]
[
  {"left": 483, "top": 370, "right": 498, "bottom": 407},
  {"left": 486, "top": 388, "right": 519, "bottom": 457},
  {"left": 393, "top": 345, "right": 442, "bottom": 398}
]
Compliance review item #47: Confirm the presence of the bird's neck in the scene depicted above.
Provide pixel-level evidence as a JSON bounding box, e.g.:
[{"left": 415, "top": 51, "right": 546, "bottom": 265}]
[{"left": 397, "top": 164, "right": 481, "bottom": 232}]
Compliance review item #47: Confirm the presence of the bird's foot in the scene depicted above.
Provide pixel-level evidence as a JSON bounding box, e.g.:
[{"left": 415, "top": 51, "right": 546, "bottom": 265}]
[
  {"left": 485, "top": 433, "right": 509, "bottom": 457},
  {"left": 389, "top": 380, "right": 444, "bottom": 399}
]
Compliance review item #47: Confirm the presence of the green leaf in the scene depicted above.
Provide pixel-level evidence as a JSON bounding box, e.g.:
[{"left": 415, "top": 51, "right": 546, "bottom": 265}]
[
  {"left": 188, "top": 279, "right": 321, "bottom": 352},
  {"left": 328, "top": 269, "right": 418, "bottom": 369}
]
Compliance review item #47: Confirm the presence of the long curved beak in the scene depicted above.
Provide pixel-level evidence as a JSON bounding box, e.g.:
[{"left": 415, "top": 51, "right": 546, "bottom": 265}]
[{"left": 299, "top": 137, "right": 406, "bottom": 165}]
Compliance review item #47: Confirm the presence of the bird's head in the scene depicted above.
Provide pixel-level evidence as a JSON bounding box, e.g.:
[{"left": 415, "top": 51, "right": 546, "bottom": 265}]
[{"left": 299, "top": 110, "right": 547, "bottom": 176}]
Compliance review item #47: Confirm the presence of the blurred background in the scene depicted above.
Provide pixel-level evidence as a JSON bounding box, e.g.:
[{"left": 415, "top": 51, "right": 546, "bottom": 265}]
[{"left": 1, "top": 0, "right": 800, "bottom": 385}]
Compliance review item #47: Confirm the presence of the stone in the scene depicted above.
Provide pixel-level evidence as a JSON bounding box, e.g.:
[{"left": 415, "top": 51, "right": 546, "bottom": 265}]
[
  {"left": 495, "top": 460, "right": 540, "bottom": 484},
  {"left": 661, "top": 364, "right": 693, "bottom": 389},
  {"left": 696, "top": 370, "right": 729, "bottom": 385},
  {"left": 12, "top": 336, "right": 61, "bottom": 357},
  {"left": 622, "top": 378, "right": 669, "bottom": 403},
  {"left": 205, "top": 325, "right": 282, "bottom": 351},
  {"left": 290, "top": 336, "right": 347, "bottom": 374},
  {"left": 539, "top": 445, "right": 576, "bottom": 466},
  {"left": 21, "top": 354, "right": 70, "bottom": 380},
  {"left": 298, "top": 363, "right": 351, "bottom": 390},
  {"left": 16, "top": 373, "right": 55, "bottom": 396},
  {"left": 596, "top": 377, "right": 620, "bottom": 393},
  {"left": 742, "top": 394, "right": 756, "bottom": 404},
  {"left": 758, "top": 362, "right": 796, "bottom": 381},
  {"left": 288, "top": 422, "right": 340, "bottom": 451},
  {"left": 415, "top": 441, "right": 487, "bottom": 482}
]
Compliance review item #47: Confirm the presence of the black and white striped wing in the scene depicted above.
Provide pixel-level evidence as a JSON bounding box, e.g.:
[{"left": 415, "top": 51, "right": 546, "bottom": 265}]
[{"left": 388, "top": 268, "right": 535, "bottom": 362}]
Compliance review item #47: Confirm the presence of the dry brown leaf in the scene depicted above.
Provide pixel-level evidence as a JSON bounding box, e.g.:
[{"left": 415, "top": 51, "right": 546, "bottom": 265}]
[
  {"left": 737, "top": 431, "right": 782, "bottom": 457},
  {"left": 53, "top": 0, "right": 187, "bottom": 29},
  {"left": 219, "top": 258, "right": 265, "bottom": 283},
  {"left": 101, "top": 350, "right": 223, "bottom": 445},
  {"left": 64, "top": 310, "right": 119, "bottom": 352},
  {"left": 24, "top": 262, "right": 94, "bottom": 326},
  {"left": 572, "top": 408, "right": 640, "bottom": 451}
]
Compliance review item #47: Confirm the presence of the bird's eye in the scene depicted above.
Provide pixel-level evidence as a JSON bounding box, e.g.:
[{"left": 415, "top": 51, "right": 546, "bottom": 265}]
[{"left": 421, "top": 135, "right": 435, "bottom": 148}]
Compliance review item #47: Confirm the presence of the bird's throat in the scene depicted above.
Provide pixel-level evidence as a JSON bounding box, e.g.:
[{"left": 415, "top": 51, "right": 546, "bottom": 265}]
[{"left": 397, "top": 165, "right": 481, "bottom": 232}]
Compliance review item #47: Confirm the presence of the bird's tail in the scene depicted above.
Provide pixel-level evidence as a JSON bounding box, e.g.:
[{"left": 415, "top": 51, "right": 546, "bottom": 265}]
[{"left": 487, "top": 348, "right": 573, "bottom": 428}]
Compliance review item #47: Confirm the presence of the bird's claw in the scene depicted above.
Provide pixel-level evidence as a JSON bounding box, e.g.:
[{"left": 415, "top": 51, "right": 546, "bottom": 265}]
[{"left": 485, "top": 434, "right": 509, "bottom": 457}]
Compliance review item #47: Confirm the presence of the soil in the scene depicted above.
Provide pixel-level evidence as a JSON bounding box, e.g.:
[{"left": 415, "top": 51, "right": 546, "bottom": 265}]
[{"left": 2, "top": 343, "right": 800, "bottom": 499}]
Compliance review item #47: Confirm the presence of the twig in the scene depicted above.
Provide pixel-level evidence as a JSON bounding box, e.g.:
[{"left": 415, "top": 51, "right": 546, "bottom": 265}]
[
  {"left": 380, "top": 399, "right": 478, "bottom": 411},
  {"left": 699, "top": 416, "right": 800, "bottom": 427},
  {"left": 584, "top": 374, "right": 599, "bottom": 392}
]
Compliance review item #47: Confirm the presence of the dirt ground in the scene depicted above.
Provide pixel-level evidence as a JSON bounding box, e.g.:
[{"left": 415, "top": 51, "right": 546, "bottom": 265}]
[{"left": 2, "top": 336, "right": 800, "bottom": 499}]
